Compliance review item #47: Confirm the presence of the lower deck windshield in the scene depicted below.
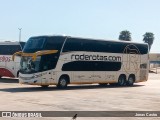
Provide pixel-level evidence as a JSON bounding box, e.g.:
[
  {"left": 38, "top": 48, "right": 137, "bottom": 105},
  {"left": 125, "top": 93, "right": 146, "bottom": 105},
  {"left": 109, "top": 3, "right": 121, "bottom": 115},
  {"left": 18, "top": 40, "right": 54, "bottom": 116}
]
[
  {"left": 20, "top": 56, "right": 41, "bottom": 74},
  {"left": 20, "top": 53, "right": 59, "bottom": 74}
]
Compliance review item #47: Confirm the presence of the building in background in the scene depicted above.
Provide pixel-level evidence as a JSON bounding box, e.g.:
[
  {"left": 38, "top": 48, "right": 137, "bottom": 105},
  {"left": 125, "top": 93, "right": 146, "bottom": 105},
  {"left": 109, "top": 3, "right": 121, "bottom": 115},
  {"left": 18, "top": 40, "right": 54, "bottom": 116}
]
[{"left": 149, "top": 53, "right": 160, "bottom": 73}]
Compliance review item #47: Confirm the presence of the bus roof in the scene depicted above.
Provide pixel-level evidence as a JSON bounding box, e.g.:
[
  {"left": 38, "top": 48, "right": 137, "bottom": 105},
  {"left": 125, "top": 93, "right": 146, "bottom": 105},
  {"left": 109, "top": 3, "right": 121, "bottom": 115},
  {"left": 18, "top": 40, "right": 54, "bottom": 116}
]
[
  {"left": 0, "top": 41, "right": 25, "bottom": 45},
  {"left": 30, "top": 35, "right": 148, "bottom": 46}
]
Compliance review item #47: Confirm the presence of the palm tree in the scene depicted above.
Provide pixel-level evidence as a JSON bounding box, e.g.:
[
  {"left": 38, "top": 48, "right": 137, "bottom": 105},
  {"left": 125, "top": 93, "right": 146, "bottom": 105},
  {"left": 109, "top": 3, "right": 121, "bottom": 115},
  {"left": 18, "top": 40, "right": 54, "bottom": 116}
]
[
  {"left": 119, "top": 30, "right": 132, "bottom": 41},
  {"left": 143, "top": 32, "right": 154, "bottom": 51}
]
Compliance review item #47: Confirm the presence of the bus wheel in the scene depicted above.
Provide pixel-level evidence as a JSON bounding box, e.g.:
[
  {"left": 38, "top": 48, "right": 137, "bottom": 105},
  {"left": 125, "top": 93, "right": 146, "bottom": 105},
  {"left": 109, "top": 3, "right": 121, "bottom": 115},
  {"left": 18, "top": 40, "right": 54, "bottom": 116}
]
[
  {"left": 127, "top": 76, "right": 135, "bottom": 86},
  {"left": 17, "top": 71, "right": 20, "bottom": 78},
  {"left": 41, "top": 85, "right": 49, "bottom": 88},
  {"left": 118, "top": 75, "right": 126, "bottom": 86},
  {"left": 57, "top": 76, "right": 68, "bottom": 89}
]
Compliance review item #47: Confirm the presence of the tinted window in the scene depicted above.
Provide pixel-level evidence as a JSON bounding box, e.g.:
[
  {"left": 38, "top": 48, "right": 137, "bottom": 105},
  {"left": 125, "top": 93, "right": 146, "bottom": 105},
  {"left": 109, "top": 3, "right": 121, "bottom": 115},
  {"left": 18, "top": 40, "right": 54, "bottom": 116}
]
[
  {"left": 136, "top": 44, "right": 148, "bottom": 54},
  {"left": 40, "top": 53, "right": 59, "bottom": 71},
  {"left": 63, "top": 38, "right": 148, "bottom": 54},
  {"left": 62, "top": 38, "right": 127, "bottom": 53},
  {"left": 81, "top": 40, "right": 107, "bottom": 52},
  {"left": 23, "top": 37, "right": 46, "bottom": 53},
  {"left": 0, "top": 45, "right": 21, "bottom": 55},
  {"left": 44, "top": 37, "right": 65, "bottom": 51},
  {"left": 23, "top": 36, "right": 65, "bottom": 53},
  {"left": 62, "top": 38, "right": 83, "bottom": 52},
  {"left": 62, "top": 61, "right": 121, "bottom": 71},
  {"left": 63, "top": 38, "right": 107, "bottom": 52},
  {"left": 20, "top": 42, "right": 25, "bottom": 49},
  {"left": 39, "top": 36, "right": 65, "bottom": 71}
]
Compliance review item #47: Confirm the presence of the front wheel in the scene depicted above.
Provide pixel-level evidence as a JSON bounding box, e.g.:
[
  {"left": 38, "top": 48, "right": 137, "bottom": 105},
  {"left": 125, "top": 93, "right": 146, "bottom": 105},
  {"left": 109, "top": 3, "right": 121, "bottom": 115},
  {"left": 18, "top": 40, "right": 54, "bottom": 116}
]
[{"left": 57, "top": 77, "right": 68, "bottom": 89}]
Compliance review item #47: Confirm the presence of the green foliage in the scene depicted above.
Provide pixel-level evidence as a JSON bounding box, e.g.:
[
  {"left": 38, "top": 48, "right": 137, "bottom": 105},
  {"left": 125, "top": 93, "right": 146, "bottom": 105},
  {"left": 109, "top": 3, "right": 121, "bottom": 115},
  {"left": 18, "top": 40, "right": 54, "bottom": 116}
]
[
  {"left": 119, "top": 30, "right": 132, "bottom": 41},
  {"left": 143, "top": 32, "right": 154, "bottom": 51}
]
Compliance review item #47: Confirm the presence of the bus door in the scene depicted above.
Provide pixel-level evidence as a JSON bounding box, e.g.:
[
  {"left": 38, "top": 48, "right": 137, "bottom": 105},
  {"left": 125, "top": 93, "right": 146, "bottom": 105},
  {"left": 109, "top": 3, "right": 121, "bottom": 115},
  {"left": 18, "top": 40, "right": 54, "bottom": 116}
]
[{"left": 41, "top": 54, "right": 58, "bottom": 85}]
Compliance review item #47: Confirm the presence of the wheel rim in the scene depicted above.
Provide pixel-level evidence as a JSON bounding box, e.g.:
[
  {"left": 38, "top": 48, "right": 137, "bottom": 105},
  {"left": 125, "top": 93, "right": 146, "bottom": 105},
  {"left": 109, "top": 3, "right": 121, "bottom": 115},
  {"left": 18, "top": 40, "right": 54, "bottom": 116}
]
[
  {"left": 60, "top": 79, "right": 67, "bottom": 87},
  {"left": 128, "top": 77, "right": 134, "bottom": 85},
  {"left": 118, "top": 76, "right": 125, "bottom": 86}
]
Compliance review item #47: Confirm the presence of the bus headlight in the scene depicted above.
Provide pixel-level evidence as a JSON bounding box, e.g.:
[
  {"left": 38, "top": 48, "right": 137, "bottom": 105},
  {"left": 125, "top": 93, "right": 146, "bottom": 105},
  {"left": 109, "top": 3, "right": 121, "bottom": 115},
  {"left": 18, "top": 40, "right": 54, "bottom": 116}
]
[{"left": 33, "top": 74, "right": 42, "bottom": 78}]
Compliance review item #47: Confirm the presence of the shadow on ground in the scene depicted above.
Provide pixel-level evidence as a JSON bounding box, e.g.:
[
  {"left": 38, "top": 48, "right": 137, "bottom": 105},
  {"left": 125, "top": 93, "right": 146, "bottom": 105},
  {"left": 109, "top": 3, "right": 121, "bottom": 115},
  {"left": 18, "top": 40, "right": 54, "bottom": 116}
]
[
  {"left": 0, "top": 84, "right": 145, "bottom": 93},
  {"left": 0, "top": 78, "right": 18, "bottom": 83}
]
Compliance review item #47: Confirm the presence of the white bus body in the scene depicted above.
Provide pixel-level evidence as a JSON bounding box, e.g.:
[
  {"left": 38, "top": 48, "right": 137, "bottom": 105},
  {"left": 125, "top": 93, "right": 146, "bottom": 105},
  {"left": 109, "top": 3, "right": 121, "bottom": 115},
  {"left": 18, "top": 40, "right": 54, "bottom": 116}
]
[
  {"left": 0, "top": 41, "right": 25, "bottom": 78},
  {"left": 15, "top": 36, "right": 149, "bottom": 88}
]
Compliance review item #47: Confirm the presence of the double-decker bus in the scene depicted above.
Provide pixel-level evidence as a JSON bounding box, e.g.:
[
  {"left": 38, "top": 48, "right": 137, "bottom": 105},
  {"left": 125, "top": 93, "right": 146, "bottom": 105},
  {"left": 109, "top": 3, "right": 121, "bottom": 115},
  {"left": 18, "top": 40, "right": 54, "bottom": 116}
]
[
  {"left": 13, "top": 35, "right": 149, "bottom": 88},
  {"left": 0, "top": 41, "right": 25, "bottom": 78}
]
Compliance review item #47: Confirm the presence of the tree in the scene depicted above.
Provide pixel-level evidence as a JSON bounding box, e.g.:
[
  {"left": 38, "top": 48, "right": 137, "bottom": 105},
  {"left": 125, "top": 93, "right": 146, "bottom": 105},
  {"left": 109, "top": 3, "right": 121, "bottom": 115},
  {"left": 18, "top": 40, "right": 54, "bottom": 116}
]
[
  {"left": 119, "top": 30, "right": 132, "bottom": 41},
  {"left": 143, "top": 32, "right": 154, "bottom": 51}
]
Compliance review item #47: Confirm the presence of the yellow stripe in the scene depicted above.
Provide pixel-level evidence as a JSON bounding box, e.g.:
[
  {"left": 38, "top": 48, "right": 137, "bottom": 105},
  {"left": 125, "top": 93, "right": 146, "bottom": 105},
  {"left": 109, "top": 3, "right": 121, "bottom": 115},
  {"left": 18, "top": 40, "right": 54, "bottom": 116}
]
[
  {"left": 12, "top": 51, "right": 23, "bottom": 61},
  {"left": 12, "top": 50, "right": 58, "bottom": 61}
]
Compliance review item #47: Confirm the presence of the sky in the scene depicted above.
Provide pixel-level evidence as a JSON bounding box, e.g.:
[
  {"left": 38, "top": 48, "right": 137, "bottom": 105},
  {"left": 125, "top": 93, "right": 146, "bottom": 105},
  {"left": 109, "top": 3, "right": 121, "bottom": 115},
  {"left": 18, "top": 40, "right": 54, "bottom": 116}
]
[{"left": 0, "top": 0, "right": 159, "bottom": 53}]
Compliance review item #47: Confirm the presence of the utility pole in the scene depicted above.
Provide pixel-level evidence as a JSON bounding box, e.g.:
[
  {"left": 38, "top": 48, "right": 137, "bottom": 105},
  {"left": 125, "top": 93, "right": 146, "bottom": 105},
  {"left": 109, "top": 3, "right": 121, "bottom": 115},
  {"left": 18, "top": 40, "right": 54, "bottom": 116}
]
[{"left": 18, "top": 28, "right": 22, "bottom": 42}]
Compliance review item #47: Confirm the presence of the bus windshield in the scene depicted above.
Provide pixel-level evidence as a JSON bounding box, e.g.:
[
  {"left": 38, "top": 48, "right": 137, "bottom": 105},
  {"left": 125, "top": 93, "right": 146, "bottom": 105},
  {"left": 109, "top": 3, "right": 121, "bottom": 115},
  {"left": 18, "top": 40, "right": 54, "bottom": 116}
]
[
  {"left": 20, "top": 56, "right": 41, "bottom": 74},
  {"left": 23, "top": 37, "right": 46, "bottom": 52}
]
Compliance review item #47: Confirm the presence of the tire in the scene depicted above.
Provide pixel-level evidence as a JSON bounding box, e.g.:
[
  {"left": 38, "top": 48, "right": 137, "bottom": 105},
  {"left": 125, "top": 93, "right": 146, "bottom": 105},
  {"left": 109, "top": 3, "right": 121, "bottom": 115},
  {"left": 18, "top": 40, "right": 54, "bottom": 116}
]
[
  {"left": 57, "top": 76, "right": 68, "bottom": 89},
  {"left": 17, "top": 71, "right": 19, "bottom": 78},
  {"left": 118, "top": 75, "right": 126, "bottom": 86},
  {"left": 41, "top": 85, "right": 49, "bottom": 88},
  {"left": 127, "top": 76, "right": 135, "bottom": 86}
]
